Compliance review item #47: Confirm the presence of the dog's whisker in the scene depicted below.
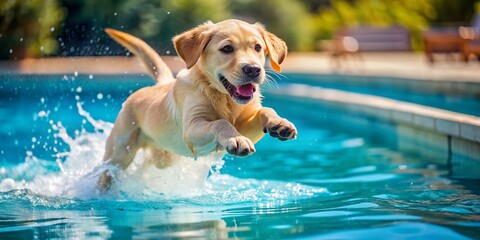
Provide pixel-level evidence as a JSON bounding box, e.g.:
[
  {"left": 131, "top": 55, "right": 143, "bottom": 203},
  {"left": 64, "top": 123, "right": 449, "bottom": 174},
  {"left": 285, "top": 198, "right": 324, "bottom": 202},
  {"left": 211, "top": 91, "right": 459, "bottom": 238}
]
[
  {"left": 266, "top": 70, "right": 288, "bottom": 81},
  {"left": 263, "top": 74, "right": 279, "bottom": 89},
  {"left": 265, "top": 70, "right": 286, "bottom": 87}
]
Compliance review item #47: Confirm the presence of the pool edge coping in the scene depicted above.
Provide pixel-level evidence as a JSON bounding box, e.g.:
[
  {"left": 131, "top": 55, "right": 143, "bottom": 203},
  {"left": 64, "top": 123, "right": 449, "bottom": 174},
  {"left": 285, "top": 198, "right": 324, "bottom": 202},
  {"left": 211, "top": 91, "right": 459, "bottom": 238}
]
[
  {"left": 269, "top": 84, "right": 480, "bottom": 179},
  {"left": 270, "top": 84, "right": 480, "bottom": 144}
]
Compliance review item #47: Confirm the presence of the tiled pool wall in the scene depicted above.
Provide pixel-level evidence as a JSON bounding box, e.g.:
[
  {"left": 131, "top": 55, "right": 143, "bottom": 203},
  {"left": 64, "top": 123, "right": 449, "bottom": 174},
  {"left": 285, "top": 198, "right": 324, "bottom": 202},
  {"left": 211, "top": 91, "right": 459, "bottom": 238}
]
[{"left": 269, "top": 83, "right": 480, "bottom": 179}]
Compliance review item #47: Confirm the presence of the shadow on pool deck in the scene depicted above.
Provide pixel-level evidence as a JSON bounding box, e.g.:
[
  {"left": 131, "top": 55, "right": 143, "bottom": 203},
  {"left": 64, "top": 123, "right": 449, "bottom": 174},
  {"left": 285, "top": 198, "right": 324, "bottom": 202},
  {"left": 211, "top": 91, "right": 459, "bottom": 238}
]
[{"left": 0, "top": 52, "right": 479, "bottom": 82}]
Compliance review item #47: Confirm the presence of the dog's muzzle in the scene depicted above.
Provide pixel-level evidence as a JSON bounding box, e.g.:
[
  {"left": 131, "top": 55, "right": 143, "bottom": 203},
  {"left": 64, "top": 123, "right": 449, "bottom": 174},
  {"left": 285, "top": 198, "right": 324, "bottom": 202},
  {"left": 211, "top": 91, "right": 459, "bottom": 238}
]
[{"left": 219, "top": 75, "right": 256, "bottom": 104}]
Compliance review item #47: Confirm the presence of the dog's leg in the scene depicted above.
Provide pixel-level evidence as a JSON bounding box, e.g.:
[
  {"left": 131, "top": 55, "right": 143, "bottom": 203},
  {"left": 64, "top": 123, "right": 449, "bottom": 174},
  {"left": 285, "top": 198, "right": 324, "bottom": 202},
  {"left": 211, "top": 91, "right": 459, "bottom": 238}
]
[
  {"left": 185, "top": 118, "right": 256, "bottom": 157},
  {"left": 182, "top": 95, "right": 256, "bottom": 157},
  {"left": 103, "top": 126, "right": 141, "bottom": 168},
  {"left": 99, "top": 118, "right": 141, "bottom": 191},
  {"left": 236, "top": 107, "right": 297, "bottom": 142},
  {"left": 258, "top": 107, "right": 297, "bottom": 141}
]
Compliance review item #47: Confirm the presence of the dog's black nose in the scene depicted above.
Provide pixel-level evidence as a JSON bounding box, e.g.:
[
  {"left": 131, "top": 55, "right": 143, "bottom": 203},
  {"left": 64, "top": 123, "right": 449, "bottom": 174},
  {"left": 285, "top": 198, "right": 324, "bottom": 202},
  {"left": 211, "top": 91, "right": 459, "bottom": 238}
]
[{"left": 242, "top": 64, "right": 261, "bottom": 79}]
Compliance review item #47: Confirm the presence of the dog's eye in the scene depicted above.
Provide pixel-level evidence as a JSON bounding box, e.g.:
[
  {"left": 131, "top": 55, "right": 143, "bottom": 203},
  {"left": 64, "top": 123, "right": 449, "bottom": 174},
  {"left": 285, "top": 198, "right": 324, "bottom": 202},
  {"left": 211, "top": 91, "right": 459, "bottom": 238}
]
[
  {"left": 254, "top": 44, "right": 262, "bottom": 52},
  {"left": 220, "top": 45, "right": 234, "bottom": 54}
]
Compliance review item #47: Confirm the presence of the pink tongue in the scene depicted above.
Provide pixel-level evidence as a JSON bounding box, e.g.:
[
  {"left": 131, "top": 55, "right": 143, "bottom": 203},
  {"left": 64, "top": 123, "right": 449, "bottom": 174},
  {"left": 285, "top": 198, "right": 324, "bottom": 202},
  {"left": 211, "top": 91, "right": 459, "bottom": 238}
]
[{"left": 237, "top": 84, "right": 256, "bottom": 97}]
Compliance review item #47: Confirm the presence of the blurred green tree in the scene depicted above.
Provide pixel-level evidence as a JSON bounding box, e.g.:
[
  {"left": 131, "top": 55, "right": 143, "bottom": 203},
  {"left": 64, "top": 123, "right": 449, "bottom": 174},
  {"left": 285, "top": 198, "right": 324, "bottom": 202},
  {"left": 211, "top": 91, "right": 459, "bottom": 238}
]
[
  {"left": 312, "top": 0, "right": 437, "bottom": 50},
  {"left": 56, "top": 0, "right": 230, "bottom": 56},
  {"left": 1, "top": 0, "right": 477, "bottom": 59},
  {"left": 430, "top": 0, "right": 478, "bottom": 25},
  {"left": 230, "top": 0, "right": 316, "bottom": 51},
  {"left": 0, "top": 0, "right": 65, "bottom": 59}
]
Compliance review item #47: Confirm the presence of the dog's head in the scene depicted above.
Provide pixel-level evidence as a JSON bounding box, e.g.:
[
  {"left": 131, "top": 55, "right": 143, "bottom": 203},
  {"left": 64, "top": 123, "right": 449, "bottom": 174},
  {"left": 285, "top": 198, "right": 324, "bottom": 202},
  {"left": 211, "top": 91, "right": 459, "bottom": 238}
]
[{"left": 173, "top": 19, "right": 287, "bottom": 104}]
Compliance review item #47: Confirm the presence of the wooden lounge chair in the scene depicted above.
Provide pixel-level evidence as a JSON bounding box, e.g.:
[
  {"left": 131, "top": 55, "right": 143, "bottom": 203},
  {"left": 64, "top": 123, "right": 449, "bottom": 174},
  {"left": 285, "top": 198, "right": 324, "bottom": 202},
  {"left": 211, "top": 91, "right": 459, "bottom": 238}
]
[
  {"left": 422, "top": 28, "right": 460, "bottom": 63},
  {"left": 423, "top": 11, "right": 480, "bottom": 63}
]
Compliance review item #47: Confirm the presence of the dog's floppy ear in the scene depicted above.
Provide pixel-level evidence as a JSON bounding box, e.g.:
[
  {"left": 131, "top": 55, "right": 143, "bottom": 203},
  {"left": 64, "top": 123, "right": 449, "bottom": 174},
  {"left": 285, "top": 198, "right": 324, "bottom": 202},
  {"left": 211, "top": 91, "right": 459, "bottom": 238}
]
[
  {"left": 173, "top": 21, "right": 215, "bottom": 69},
  {"left": 256, "top": 24, "right": 287, "bottom": 72}
]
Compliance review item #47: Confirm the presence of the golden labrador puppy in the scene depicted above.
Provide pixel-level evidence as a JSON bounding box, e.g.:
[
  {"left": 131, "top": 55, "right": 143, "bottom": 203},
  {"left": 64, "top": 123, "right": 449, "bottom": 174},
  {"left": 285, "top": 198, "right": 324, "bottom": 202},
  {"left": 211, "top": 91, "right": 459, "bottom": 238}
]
[{"left": 99, "top": 19, "right": 297, "bottom": 190}]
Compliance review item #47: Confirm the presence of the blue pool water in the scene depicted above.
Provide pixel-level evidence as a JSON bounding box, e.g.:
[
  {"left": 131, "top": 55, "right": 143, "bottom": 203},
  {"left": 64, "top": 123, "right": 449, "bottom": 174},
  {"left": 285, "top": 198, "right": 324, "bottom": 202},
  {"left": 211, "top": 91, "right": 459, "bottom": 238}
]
[
  {"left": 284, "top": 73, "right": 480, "bottom": 117},
  {"left": 0, "top": 74, "right": 479, "bottom": 239}
]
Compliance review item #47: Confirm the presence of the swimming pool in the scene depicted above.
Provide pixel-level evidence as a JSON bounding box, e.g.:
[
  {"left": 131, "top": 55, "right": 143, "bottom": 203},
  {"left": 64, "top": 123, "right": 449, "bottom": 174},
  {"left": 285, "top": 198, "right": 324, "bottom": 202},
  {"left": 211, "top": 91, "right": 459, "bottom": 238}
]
[
  {"left": 0, "top": 74, "right": 479, "bottom": 239},
  {"left": 284, "top": 73, "right": 480, "bottom": 117}
]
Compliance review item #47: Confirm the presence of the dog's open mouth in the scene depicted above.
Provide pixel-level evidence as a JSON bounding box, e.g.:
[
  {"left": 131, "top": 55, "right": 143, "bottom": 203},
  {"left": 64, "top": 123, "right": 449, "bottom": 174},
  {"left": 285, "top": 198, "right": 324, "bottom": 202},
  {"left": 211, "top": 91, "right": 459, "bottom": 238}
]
[{"left": 219, "top": 75, "right": 256, "bottom": 103}]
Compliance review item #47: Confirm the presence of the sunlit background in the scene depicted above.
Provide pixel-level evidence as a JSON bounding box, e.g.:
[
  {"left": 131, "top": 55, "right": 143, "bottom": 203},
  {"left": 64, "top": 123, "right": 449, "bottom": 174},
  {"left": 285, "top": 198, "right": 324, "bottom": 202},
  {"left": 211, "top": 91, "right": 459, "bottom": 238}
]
[{"left": 0, "top": 0, "right": 478, "bottom": 59}]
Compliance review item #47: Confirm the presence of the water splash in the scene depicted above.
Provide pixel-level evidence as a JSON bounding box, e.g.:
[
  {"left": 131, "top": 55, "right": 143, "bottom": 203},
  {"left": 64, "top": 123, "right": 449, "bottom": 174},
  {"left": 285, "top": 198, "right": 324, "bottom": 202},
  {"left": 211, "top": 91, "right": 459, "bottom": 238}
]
[{"left": 0, "top": 100, "right": 327, "bottom": 207}]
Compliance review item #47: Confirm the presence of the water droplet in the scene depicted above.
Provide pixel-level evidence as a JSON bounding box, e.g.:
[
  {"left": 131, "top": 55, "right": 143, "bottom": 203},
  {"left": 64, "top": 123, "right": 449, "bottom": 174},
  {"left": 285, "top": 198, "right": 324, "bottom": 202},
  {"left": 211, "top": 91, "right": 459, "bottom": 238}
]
[
  {"left": 40, "top": 46, "right": 44, "bottom": 52},
  {"left": 38, "top": 110, "right": 48, "bottom": 117},
  {"left": 19, "top": 37, "right": 23, "bottom": 42},
  {"left": 51, "top": 27, "right": 55, "bottom": 32},
  {"left": 32, "top": 137, "right": 37, "bottom": 143},
  {"left": 97, "top": 93, "right": 104, "bottom": 100},
  {"left": 166, "top": 51, "right": 170, "bottom": 54},
  {"left": 167, "top": 11, "right": 170, "bottom": 14},
  {"left": 89, "top": 74, "right": 94, "bottom": 79},
  {"left": 74, "top": 71, "right": 78, "bottom": 77},
  {"left": 9, "top": 49, "right": 13, "bottom": 54},
  {"left": 40, "top": 97, "right": 45, "bottom": 103},
  {"left": 114, "top": 12, "right": 118, "bottom": 16},
  {"left": 75, "top": 95, "right": 80, "bottom": 101},
  {"left": 76, "top": 87, "right": 82, "bottom": 93}
]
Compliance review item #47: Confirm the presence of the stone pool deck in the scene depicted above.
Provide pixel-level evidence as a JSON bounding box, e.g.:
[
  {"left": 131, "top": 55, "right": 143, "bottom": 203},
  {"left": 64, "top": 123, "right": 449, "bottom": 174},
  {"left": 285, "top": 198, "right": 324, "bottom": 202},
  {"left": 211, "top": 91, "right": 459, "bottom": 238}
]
[
  {"left": 1, "top": 53, "right": 479, "bottom": 178},
  {"left": 0, "top": 52, "right": 479, "bottom": 82}
]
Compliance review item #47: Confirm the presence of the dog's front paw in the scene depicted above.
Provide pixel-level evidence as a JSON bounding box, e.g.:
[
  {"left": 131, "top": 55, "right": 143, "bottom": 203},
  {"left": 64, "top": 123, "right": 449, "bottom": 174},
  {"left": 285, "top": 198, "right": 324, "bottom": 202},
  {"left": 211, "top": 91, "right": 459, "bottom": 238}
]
[
  {"left": 225, "top": 136, "right": 256, "bottom": 157},
  {"left": 263, "top": 118, "right": 297, "bottom": 141}
]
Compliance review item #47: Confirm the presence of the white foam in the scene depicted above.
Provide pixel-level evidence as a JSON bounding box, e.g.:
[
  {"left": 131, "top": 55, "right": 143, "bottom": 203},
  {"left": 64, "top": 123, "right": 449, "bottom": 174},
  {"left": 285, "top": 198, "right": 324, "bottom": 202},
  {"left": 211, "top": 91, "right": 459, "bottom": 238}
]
[
  {"left": 0, "top": 102, "right": 228, "bottom": 200},
  {"left": 0, "top": 102, "right": 327, "bottom": 204}
]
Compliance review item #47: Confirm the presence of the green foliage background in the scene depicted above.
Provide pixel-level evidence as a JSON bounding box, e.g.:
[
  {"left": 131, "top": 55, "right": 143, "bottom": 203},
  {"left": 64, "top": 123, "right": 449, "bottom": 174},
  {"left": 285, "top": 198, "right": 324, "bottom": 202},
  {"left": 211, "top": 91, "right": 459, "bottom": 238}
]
[
  {"left": 0, "top": 0, "right": 65, "bottom": 59},
  {"left": 0, "top": 0, "right": 477, "bottom": 59},
  {"left": 312, "top": 0, "right": 437, "bottom": 50}
]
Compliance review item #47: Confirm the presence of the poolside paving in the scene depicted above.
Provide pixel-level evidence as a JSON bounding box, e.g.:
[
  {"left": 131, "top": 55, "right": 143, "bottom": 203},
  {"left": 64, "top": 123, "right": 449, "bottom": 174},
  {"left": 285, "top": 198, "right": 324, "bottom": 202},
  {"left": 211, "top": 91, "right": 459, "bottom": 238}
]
[
  {"left": 284, "top": 52, "right": 480, "bottom": 82},
  {"left": 0, "top": 52, "right": 479, "bottom": 82}
]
